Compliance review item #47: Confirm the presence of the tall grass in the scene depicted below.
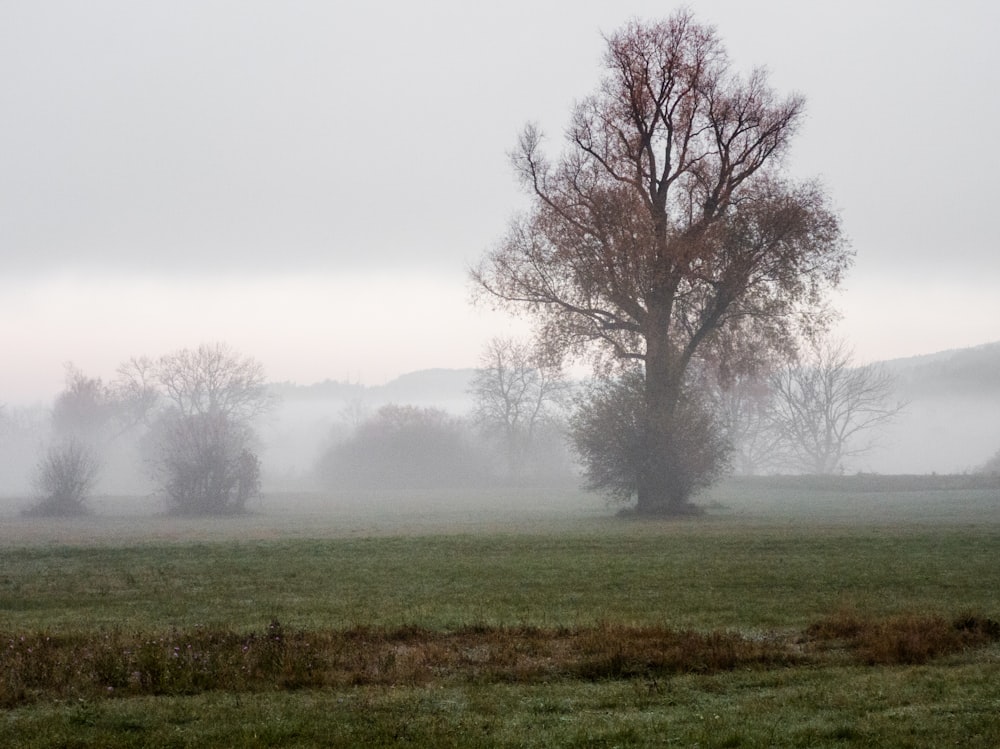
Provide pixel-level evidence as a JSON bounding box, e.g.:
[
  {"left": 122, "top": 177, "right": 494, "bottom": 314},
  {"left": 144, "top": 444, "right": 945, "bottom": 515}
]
[{"left": 4, "top": 614, "right": 997, "bottom": 708}]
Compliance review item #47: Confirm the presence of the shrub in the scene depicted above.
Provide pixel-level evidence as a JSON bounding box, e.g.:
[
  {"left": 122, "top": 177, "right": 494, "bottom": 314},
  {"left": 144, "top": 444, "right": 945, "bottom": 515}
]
[
  {"left": 148, "top": 411, "right": 261, "bottom": 515},
  {"left": 122, "top": 342, "right": 271, "bottom": 515},
  {"left": 569, "top": 369, "right": 730, "bottom": 508},
  {"left": 979, "top": 448, "right": 1000, "bottom": 474},
  {"left": 26, "top": 438, "right": 100, "bottom": 516},
  {"left": 318, "top": 404, "right": 490, "bottom": 489}
]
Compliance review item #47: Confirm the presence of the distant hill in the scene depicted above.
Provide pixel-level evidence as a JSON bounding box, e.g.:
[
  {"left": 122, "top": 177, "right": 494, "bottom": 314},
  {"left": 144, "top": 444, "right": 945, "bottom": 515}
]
[
  {"left": 869, "top": 341, "right": 1000, "bottom": 474},
  {"left": 264, "top": 343, "right": 1000, "bottom": 476},
  {"left": 375, "top": 368, "right": 478, "bottom": 405},
  {"left": 269, "top": 368, "right": 478, "bottom": 412},
  {"left": 880, "top": 341, "right": 1000, "bottom": 399},
  {"left": 273, "top": 340, "right": 1000, "bottom": 411},
  {"left": 270, "top": 339, "right": 1000, "bottom": 412}
]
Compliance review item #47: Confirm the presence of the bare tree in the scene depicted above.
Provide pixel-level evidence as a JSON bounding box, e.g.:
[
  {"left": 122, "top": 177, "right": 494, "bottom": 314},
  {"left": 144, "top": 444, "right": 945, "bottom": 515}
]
[
  {"left": 471, "top": 338, "right": 569, "bottom": 478},
  {"left": 709, "top": 371, "right": 784, "bottom": 476},
  {"left": 473, "top": 11, "right": 850, "bottom": 513},
  {"left": 27, "top": 365, "right": 124, "bottom": 514},
  {"left": 767, "top": 337, "right": 905, "bottom": 474},
  {"left": 151, "top": 343, "right": 272, "bottom": 421},
  {"left": 149, "top": 410, "right": 261, "bottom": 514},
  {"left": 120, "top": 343, "right": 272, "bottom": 514}
]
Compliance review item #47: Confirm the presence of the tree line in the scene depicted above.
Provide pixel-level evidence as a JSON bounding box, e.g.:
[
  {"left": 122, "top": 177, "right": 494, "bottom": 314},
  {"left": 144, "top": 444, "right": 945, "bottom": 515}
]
[{"left": 22, "top": 343, "right": 268, "bottom": 516}]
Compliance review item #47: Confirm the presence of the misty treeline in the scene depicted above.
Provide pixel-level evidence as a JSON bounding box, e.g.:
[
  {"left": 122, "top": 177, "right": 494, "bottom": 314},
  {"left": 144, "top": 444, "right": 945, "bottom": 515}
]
[
  {"left": 0, "top": 338, "right": 582, "bottom": 515},
  {"left": 2, "top": 332, "right": 997, "bottom": 517},
  {"left": 314, "top": 338, "right": 575, "bottom": 491},
  {"left": 3, "top": 343, "right": 269, "bottom": 516},
  {"left": 311, "top": 331, "right": 913, "bottom": 499}
]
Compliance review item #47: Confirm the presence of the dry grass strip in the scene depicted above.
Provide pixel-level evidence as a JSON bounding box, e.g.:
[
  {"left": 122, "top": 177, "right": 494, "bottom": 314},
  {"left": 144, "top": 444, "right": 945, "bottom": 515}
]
[{"left": 2, "top": 614, "right": 997, "bottom": 707}]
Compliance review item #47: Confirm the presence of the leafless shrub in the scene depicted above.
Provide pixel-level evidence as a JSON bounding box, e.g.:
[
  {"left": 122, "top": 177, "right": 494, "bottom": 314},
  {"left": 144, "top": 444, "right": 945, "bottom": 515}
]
[
  {"left": 150, "top": 411, "right": 261, "bottom": 515},
  {"left": 27, "top": 438, "right": 100, "bottom": 516}
]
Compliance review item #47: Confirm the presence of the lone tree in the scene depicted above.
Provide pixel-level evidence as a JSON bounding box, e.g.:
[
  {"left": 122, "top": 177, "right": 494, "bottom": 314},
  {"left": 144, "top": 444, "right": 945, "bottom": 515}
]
[
  {"left": 473, "top": 11, "right": 850, "bottom": 513},
  {"left": 767, "top": 337, "right": 905, "bottom": 474},
  {"left": 121, "top": 343, "right": 271, "bottom": 514},
  {"left": 471, "top": 337, "right": 569, "bottom": 478}
]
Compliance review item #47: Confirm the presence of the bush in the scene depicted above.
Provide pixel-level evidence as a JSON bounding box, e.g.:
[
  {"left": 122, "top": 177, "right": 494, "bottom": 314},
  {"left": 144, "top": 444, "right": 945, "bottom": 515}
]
[
  {"left": 148, "top": 411, "right": 261, "bottom": 515},
  {"left": 318, "top": 404, "right": 490, "bottom": 489},
  {"left": 979, "top": 448, "right": 1000, "bottom": 474},
  {"left": 27, "top": 438, "right": 100, "bottom": 516},
  {"left": 569, "top": 369, "right": 730, "bottom": 509}
]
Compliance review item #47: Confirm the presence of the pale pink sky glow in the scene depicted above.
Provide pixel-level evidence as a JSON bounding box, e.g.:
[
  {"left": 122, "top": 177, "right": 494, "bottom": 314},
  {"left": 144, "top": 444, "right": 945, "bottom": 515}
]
[{"left": 2, "top": 0, "right": 998, "bottom": 404}]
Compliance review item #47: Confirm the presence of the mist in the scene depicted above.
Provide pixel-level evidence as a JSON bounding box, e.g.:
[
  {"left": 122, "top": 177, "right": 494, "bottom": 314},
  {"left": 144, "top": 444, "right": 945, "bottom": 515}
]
[
  {"left": 3, "top": 340, "right": 999, "bottom": 525},
  {"left": 2, "top": 1, "right": 999, "bottom": 527}
]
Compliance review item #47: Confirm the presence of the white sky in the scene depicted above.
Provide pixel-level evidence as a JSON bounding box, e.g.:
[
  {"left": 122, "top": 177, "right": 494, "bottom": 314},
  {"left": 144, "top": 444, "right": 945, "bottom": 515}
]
[{"left": 2, "top": 0, "right": 998, "bottom": 403}]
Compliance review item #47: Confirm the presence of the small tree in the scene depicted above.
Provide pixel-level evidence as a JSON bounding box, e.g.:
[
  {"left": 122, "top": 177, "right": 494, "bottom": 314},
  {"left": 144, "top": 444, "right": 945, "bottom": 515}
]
[
  {"left": 28, "top": 438, "right": 100, "bottom": 516},
  {"left": 767, "top": 337, "right": 905, "bottom": 474},
  {"left": 471, "top": 338, "right": 570, "bottom": 478},
  {"left": 150, "top": 411, "right": 261, "bottom": 514},
  {"left": 25, "top": 366, "right": 119, "bottom": 515},
  {"left": 121, "top": 343, "right": 271, "bottom": 514}
]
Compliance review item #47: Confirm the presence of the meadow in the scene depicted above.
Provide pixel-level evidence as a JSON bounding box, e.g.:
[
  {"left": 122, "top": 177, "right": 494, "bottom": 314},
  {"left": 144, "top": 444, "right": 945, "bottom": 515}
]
[{"left": 0, "top": 477, "right": 998, "bottom": 747}]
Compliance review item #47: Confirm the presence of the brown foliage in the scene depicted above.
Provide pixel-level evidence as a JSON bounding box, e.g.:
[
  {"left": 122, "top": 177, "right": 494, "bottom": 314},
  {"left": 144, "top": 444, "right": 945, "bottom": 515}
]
[
  {"left": 473, "top": 11, "right": 851, "bottom": 510},
  {"left": 806, "top": 611, "right": 1000, "bottom": 665},
  {"left": 4, "top": 613, "right": 997, "bottom": 707}
]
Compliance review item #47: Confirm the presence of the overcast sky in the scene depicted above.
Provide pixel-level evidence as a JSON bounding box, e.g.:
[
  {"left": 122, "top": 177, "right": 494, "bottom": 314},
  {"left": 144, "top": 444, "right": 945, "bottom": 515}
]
[{"left": 2, "top": 0, "right": 998, "bottom": 403}]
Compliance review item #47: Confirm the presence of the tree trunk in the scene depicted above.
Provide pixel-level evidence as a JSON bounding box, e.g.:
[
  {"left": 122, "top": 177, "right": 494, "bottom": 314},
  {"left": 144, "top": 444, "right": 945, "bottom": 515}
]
[{"left": 636, "top": 325, "right": 692, "bottom": 515}]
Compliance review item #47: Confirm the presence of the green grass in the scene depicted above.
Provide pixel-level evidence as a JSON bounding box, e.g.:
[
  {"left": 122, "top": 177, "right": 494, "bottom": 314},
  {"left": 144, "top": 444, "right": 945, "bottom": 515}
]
[
  {"left": 1, "top": 523, "right": 999, "bottom": 632},
  {"left": 3, "top": 661, "right": 1000, "bottom": 747},
  {"left": 0, "top": 479, "right": 999, "bottom": 746}
]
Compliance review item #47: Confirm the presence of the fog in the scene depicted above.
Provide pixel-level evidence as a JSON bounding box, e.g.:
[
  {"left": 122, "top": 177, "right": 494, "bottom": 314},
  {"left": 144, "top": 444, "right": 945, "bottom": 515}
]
[
  {"left": 3, "top": 342, "right": 998, "bottom": 521},
  {"left": 2, "top": 2, "right": 999, "bottom": 527}
]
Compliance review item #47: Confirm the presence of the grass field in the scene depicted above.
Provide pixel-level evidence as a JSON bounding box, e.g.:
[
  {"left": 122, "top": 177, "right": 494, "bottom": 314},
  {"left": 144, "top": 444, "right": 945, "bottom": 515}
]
[{"left": 1, "top": 477, "right": 998, "bottom": 747}]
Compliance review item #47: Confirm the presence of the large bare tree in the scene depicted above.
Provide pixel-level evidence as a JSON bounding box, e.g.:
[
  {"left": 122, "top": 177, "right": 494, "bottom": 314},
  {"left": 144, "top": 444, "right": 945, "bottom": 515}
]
[{"left": 473, "top": 12, "right": 850, "bottom": 513}]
